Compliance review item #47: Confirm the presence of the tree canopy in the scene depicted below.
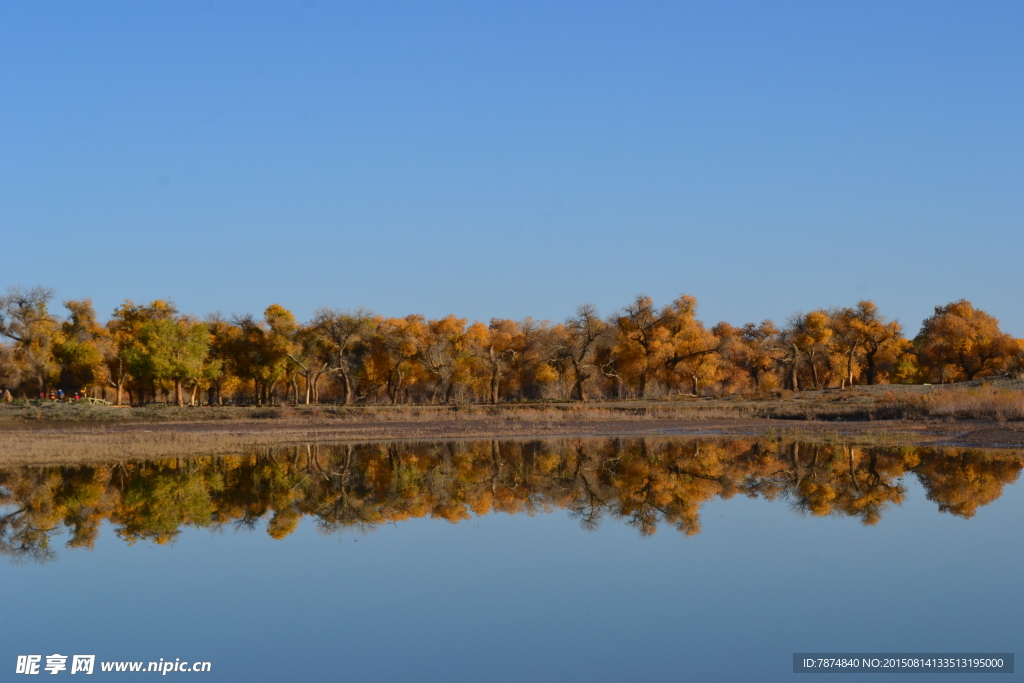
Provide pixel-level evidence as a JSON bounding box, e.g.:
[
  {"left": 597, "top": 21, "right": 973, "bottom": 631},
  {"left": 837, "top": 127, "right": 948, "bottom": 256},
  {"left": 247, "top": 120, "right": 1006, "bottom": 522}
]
[{"left": 1, "top": 287, "right": 1020, "bottom": 405}]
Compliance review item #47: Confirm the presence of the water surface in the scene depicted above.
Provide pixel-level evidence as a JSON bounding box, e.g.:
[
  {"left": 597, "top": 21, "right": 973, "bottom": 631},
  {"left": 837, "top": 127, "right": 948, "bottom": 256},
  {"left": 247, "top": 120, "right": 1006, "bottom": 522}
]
[{"left": 1, "top": 438, "right": 1021, "bottom": 681}]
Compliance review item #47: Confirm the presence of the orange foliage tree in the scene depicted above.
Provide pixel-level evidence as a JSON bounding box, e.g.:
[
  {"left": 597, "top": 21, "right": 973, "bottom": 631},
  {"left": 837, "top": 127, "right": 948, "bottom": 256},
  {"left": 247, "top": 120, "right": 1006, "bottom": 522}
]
[{"left": 916, "top": 300, "right": 1018, "bottom": 382}]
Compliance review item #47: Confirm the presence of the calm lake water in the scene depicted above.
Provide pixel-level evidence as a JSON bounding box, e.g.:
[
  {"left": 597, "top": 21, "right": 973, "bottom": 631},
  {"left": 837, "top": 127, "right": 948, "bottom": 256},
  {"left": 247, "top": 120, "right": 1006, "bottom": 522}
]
[{"left": 1, "top": 438, "right": 1021, "bottom": 682}]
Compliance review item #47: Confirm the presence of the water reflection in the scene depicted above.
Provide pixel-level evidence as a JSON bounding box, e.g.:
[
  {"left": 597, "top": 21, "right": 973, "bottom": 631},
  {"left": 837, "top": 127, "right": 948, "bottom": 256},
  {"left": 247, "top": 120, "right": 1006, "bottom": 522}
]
[{"left": 1, "top": 438, "right": 1020, "bottom": 563}]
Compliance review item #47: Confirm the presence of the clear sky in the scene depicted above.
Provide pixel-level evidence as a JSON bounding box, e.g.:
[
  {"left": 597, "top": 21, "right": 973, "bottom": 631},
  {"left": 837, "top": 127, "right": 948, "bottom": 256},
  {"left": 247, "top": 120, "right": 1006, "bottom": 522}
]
[{"left": 1, "top": 2, "right": 1021, "bottom": 335}]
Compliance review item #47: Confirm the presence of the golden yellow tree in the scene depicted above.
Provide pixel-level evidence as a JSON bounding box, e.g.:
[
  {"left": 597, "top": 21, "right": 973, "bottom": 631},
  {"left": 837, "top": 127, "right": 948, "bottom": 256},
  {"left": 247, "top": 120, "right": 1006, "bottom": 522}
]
[
  {"left": 916, "top": 300, "right": 1018, "bottom": 382},
  {"left": 613, "top": 295, "right": 667, "bottom": 398},
  {"left": 659, "top": 295, "right": 720, "bottom": 396},
  {"left": 53, "top": 299, "right": 109, "bottom": 396},
  {"left": 786, "top": 310, "right": 833, "bottom": 389},
  {"left": 466, "top": 319, "right": 522, "bottom": 403},
  {"left": 421, "top": 315, "right": 469, "bottom": 404}
]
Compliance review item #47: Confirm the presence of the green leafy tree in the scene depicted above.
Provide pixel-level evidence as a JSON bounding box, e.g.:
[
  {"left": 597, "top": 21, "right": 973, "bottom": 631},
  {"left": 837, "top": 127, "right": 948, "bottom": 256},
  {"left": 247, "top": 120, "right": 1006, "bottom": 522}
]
[
  {"left": 127, "top": 316, "right": 214, "bottom": 406},
  {"left": 107, "top": 300, "right": 178, "bottom": 404}
]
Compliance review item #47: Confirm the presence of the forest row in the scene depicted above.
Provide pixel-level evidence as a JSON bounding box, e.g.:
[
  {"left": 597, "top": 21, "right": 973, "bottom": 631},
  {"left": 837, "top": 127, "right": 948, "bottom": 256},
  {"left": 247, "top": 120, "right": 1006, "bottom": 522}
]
[{"left": 0, "top": 286, "right": 1022, "bottom": 406}]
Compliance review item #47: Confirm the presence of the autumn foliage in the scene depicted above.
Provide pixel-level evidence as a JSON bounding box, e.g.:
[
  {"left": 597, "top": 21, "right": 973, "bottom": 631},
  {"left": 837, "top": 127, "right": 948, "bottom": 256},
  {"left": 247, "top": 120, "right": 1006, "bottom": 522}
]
[{"left": 0, "top": 287, "right": 1021, "bottom": 406}]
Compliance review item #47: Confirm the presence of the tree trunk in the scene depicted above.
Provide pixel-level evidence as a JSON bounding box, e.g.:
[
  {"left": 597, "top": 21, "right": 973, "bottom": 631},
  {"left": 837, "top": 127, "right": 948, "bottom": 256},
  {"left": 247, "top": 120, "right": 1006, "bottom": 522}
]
[
  {"left": 489, "top": 347, "right": 501, "bottom": 404},
  {"left": 310, "top": 364, "right": 326, "bottom": 405},
  {"left": 572, "top": 358, "right": 588, "bottom": 402},
  {"left": 846, "top": 344, "right": 857, "bottom": 388},
  {"left": 341, "top": 370, "right": 353, "bottom": 405},
  {"left": 389, "top": 365, "right": 404, "bottom": 405},
  {"left": 847, "top": 446, "right": 860, "bottom": 492},
  {"left": 490, "top": 366, "right": 500, "bottom": 404},
  {"left": 865, "top": 348, "right": 878, "bottom": 385},
  {"left": 174, "top": 380, "right": 184, "bottom": 407}
]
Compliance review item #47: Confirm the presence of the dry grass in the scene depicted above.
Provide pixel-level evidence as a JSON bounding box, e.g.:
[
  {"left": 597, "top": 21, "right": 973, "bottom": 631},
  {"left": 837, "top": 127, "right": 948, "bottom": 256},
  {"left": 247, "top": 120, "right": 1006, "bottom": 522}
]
[
  {"left": 0, "top": 400, "right": 752, "bottom": 427},
  {"left": 0, "top": 405, "right": 749, "bottom": 466},
  {"left": 896, "top": 385, "right": 1024, "bottom": 421},
  {"left": 6, "top": 379, "right": 1023, "bottom": 427},
  {"left": 5, "top": 385, "right": 1024, "bottom": 429},
  {"left": 3, "top": 383, "right": 1023, "bottom": 466}
]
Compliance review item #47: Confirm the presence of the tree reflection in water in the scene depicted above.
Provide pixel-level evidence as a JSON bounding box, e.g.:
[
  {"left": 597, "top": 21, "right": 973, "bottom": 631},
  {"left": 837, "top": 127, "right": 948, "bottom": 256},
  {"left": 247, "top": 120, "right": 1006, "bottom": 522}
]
[{"left": 0, "top": 438, "right": 1020, "bottom": 563}]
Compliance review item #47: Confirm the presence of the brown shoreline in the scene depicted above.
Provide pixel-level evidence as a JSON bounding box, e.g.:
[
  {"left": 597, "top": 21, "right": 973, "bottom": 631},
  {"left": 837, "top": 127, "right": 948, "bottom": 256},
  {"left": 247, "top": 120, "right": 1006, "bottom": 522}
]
[{"left": 2, "top": 410, "right": 1022, "bottom": 466}]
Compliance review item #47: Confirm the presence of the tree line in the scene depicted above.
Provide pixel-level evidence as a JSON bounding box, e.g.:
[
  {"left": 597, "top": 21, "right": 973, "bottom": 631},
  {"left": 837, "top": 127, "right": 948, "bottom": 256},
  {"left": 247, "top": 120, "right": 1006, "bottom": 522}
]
[
  {"left": 0, "top": 286, "right": 1021, "bottom": 406},
  {"left": 1, "top": 438, "right": 1018, "bottom": 562}
]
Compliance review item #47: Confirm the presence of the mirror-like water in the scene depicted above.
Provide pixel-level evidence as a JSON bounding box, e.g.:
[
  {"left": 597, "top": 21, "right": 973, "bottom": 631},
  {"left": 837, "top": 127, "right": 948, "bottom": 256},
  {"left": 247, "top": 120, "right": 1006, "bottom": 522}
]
[{"left": 1, "top": 437, "right": 1021, "bottom": 681}]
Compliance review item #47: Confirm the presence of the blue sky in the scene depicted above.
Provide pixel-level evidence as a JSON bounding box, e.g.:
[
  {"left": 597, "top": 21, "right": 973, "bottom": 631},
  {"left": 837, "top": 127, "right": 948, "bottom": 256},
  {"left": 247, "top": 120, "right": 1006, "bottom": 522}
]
[{"left": 1, "top": 2, "right": 1021, "bottom": 334}]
